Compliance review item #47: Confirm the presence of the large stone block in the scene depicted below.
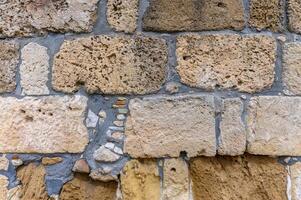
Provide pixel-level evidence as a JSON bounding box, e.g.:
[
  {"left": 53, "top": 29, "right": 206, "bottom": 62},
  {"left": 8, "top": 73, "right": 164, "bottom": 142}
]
[
  {"left": 176, "top": 34, "right": 276, "bottom": 93},
  {"left": 124, "top": 94, "right": 216, "bottom": 158},
  {"left": 0, "top": 95, "right": 88, "bottom": 153},
  {"left": 143, "top": 0, "right": 244, "bottom": 32},
  {"left": 288, "top": 0, "right": 301, "bottom": 34},
  {"left": 52, "top": 35, "right": 167, "bottom": 94}
]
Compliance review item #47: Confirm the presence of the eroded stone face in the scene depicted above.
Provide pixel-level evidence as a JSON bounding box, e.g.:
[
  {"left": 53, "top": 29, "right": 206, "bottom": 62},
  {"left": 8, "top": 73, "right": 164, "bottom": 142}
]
[
  {"left": 288, "top": 0, "right": 301, "bottom": 34},
  {"left": 0, "top": 175, "right": 8, "bottom": 200},
  {"left": 143, "top": 0, "right": 244, "bottom": 32},
  {"left": 190, "top": 155, "right": 288, "bottom": 200},
  {"left": 247, "top": 96, "right": 301, "bottom": 156},
  {"left": 0, "top": 95, "right": 88, "bottom": 153},
  {"left": 52, "top": 35, "right": 167, "bottom": 94},
  {"left": 124, "top": 94, "right": 216, "bottom": 158},
  {"left": 176, "top": 34, "right": 276, "bottom": 93},
  {"left": 0, "top": 0, "right": 99, "bottom": 37}
]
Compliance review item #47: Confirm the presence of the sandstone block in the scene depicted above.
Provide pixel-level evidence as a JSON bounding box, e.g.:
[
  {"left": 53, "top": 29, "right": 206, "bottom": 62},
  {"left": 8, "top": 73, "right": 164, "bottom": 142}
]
[
  {"left": 0, "top": 175, "right": 8, "bottom": 200},
  {"left": 0, "top": 0, "right": 99, "bottom": 37},
  {"left": 289, "top": 162, "right": 301, "bottom": 200},
  {"left": 41, "top": 157, "right": 63, "bottom": 166},
  {"left": 247, "top": 96, "right": 301, "bottom": 156},
  {"left": 52, "top": 35, "right": 167, "bottom": 94},
  {"left": 0, "top": 95, "right": 88, "bottom": 153},
  {"left": 176, "top": 34, "right": 276, "bottom": 93},
  {"left": 288, "top": 0, "right": 301, "bottom": 34},
  {"left": 190, "top": 155, "right": 287, "bottom": 200},
  {"left": 124, "top": 94, "right": 216, "bottom": 158},
  {"left": 143, "top": 0, "right": 244, "bottom": 32}
]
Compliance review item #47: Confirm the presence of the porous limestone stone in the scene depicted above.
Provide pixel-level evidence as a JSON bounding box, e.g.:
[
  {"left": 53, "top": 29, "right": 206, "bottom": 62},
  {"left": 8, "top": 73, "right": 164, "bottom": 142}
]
[
  {"left": 0, "top": 175, "right": 8, "bottom": 200},
  {"left": 143, "top": 0, "right": 244, "bottom": 32},
  {"left": 20, "top": 42, "right": 49, "bottom": 95},
  {"left": 0, "top": 0, "right": 99, "bottom": 37},
  {"left": 0, "top": 41, "right": 19, "bottom": 93},
  {"left": 0, "top": 155, "right": 9, "bottom": 171},
  {"left": 176, "top": 34, "right": 276, "bottom": 93},
  {"left": 121, "top": 159, "right": 160, "bottom": 200},
  {"left": 249, "top": 0, "right": 284, "bottom": 32},
  {"left": 163, "top": 158, "right": 189, "bottom": 200},
  {"left": 283, "top": 42, "right": 301, "bottom": 95},
  {"left": 107, "top": 0, "right": 139, "bottom": 33},
  {"left": 52, "top": 35, "right": 167, "bottom": 94},
  {"left": 288, "top": 0, "right": 301, "bottom": 34},
  {"left": 93, "top": 146, "right": 120, "bottom": 162},
  {"left": 289, "top": 162, "right": 301, "bottom": 200},
  {"left": 247, "top": 96, "right": 301, "bottom": 156},
  {"left": 218, "top": 98, "right": 246, "bottom": 156},
  {"left": 124, "top": 94, "right": 216, "bottom": 158},
  {"left": 72, "top": 159, "right": 90, "bottom": 174},
  {"left": 60, "top": 173, "right": 117, "bottom": 200},
  {"left": 190, "top": 155, "right": 288, "bottom": 200},
  {"left": 0, "top": 95, "right": 88, "bottom": 153}
]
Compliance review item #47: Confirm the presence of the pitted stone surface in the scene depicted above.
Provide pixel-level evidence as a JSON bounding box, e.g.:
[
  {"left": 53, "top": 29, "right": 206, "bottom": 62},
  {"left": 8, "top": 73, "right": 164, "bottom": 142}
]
[
  {"left": 107, "top": 0, "right": 139, "bottom": 33},
  {"left": 176, "top": 34, "right": 276, "bottom": 93},
  {"left": 0, "top": 175, "right": 8, "bottom": 200},
  {"left": 52, "top": 35, "right": 168, "bottom": 94},
  {"left": 143, "top": 0, "right": 244, "bottom": 32},
  {"left": 124, "top": 94, "right": 216, "bottom": 158},
  {"left": 247, "top": 96, "right": 301, "bottom": 156},
  {"left": 0, "top": 95, "right": 88, "bottom": 153},
  {"left": 218, "top": 98, "right": 246, "bottom": 156},
  {"left": 288, "top": 0, "right": 301, "bottom": 34},
  {"left": 0, "top": 41, "right": 19, "bottom": 93},
  {"left": 20, "top": 42, "right": 50, "bottom": 95},
  {"left": 0, "top": 0, "right": 99, "bottom": 37},
  {"left": 289, "top": 162, "right": 301, "bottom": 200}
]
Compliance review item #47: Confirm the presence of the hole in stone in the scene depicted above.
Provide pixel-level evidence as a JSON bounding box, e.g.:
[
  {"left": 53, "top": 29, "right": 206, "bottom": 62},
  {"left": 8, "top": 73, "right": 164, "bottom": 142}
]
[
  {"left": 171, "top": 168, "right": 176, "bottom": 172},
  {"left": 217, "top": 2, "right": 226, "bottom": 7},
  {"left": 25, "top": 116, "right": 33, "bottom": 122}
]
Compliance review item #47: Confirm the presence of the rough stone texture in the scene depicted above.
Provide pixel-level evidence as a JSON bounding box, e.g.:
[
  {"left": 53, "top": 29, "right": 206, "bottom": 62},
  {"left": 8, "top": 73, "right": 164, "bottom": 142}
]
[
  {"left": 176, "top": 34, "right": 276, "bottom": 93},
  {"left": 0, "top": 41, "right": 19, "bottom": 93},
  {"left": 190, "top": 155, "right": 288, "bottom": 200},
  {"left": 0, "top": 0, "right": 99, "bottom": 38},
  {"left": 289, "top": 162, "right": 301, "bottom": 200},
  {"left": 288, "top": 0, "right": 301, "bottom": 34},
  {"left": 247, "top": 96, "right": 301, "bottom": 156},
  {"left": 124, "top": 94, "right": 216, "bottom": 158},
  {"left": 143, "top": 0, "right": 244, "bottom": 32},
  {"left": 60, "top": 173, "right": 117, "bottom": 200},
  {"left": 107, "top": 0, "right": 139, "bottom": 33},
  {"left": 20, "top": 42, "right": 50, "bottom": 95},
  {"left": 73, "top": 159, "right": 90, "bottom": 174},
  {"left": 0, "top": 95, "right": 88, "bottom": 153},
  {"left": 283, "top": 42, "right": 301, "bottom": 95},
  {"left": 93, "top": 146, "right": 120, "bottom": 162},
  {"left": 163, "top": 158, "right": 189, "bottom": 200},
  {"left": 41, "top": 157, "right": 63, "bottom": 166},
  {"left": 121, "top": 159, "right": 160, "bottom": 200},
  {"left": 249, "top": 0, "right": 284, "bottom": 32},
  {"left": 52, "top": 35, "right": 167, "bottom": 94},
  {"left": 0, "top": 175, "right": 8, "bottom": 200},
  {"left": 89, "top": 168, "right": 118, "bottom": 182},
  {"left": 218, "top": 98, "right": 246, "bottom": 156},
  {"left": 0, "top": 155, "right": 9, "bottom": 171}
]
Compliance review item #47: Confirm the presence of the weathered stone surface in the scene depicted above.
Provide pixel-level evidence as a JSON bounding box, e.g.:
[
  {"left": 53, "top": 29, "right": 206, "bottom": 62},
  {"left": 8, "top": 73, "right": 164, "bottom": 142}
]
[
  {"left": 289, "top": 162, "right": 301, "bottom": 200},
  {"left": 73, "top": 159, "right": 90, "bottom": 174},
  {"left": 90, "top": 168, "right": 118, "bottom": 182},
  {"left": 218, "top": 98, "right": 246, "bottom": 156},
  {"left": 143, "top": 0, "right": 244, "bottom": 32},
  {"left": 283, "top": 42, "right": 301, "bottom": 95},
  {"left": 190, "top": 155, "right": 288, "bottom": 200},
  {"left": 249, "top": 0, "right": 284, "bottom": 32},
  {"left": 0, "top": 0, "right": 99, "bottom": 37},
  {"left": 0, "top": 155, "right": 9, "bottom": 171},
  {"left": 121, "top": 159, "right": 160, "bottom": 200},
  {"left": 42, "top": 157, "right": 63, "bottom": 166},
  {"left": 163, "top": 158, "right": 189, "bottom": 200},
  {"left": 60, "top": 173, "right": 117, "bottom": 200},
  {"left": 0, "top": 41, "right": 19, "bottom": 93},
  {"left": 0, "top": 95, "right": 88, "bottom": 153},
  {"left": 247, "top": 96, "right": 301, "bottom": 156},
  {"left": 124, "top": 94, "right": 216, "bottom": 158},
  {"left": 0, "top": 175, "right": 8, "bottom": 200},
  {"left": 7, "top": 186, "right": 21, "bottom": 200},
  {"left": 288, "top": 0, "right": 301, "bottom": 34},
  {"left": 107, "top": 0, "right": 139, "bottom": 33},
  {"left": 93, "top": 146, "right": 120, "bottom": 162},
  {"left": 20, "top": 42, "right": 49, "bottom": 95},
  {"left": 52, "top": 35, "right": 167, "bottom": 94},
  {"left": 176, "top": 34, "right": 276, "bottom": 93}
]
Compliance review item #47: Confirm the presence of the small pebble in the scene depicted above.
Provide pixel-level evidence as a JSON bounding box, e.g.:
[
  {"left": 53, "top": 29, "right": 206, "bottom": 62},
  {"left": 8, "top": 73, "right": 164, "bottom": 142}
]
[
  {"left": 113, "top": 120, "right": 124, "bottom": 127},
  {"left": 116, "top": 114, "right": 126, "bottom": 120},
  {"left": 105, "top": 142, "right": 115, "bottom": 150},
  {"left": 118, "top": 108, "right": 128, "bottom": 114}
]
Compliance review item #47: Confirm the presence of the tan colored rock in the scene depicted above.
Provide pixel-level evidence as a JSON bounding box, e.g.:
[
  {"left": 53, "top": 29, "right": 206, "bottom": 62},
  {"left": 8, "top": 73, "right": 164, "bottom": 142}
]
[
  {"left": 218, "top": 98, "right": 246, "bottom": 156},
  {"left": 0, "top": 0, "right": 99, "bottom": 37},
  {"left": 247, "top": 96, "right": 301, "bottom": 156},
  {"left": 89, "top": 168, "right": 118, "bottom": 182},
  {"left": 176, "top": 34, "right": 276, "bottom": 93},
  {"left": 42, "top": 157, "right": 63, "bottom": 165},
  {"left": 73, "top": 159, "right": 90, "bottom": 174},
  {"left": 0, "top": 95, "right": 88, "bottom": 153},
  {"left": 121, "top": 159, "right": 160, "bottom": 200},
  {"left": 0, "top": 41, "right": 19, "bottom": 93},
  {"left": 0, "top": 175, "right": 8, "bottom": 200},
  {"left": 249, "top": 0, "right": 284, "bottom": 32},
  {"left": 20, "top": 42, "right": 49, "bottom": 95},
  {"left": 7, "top": 186, "right": 21, "bottom": 200},
  {"left": 124, "top": 94, "right": 216, "bottom": 158},
  {"left": 288, "top": 0, "right": 301, "bottom": 34},
  {"left": 107, "top": 0, "right": 139, "bottom": 33},
  {"left": 190, "top": 155, "right": 288, "bottom": 200},
  {"left": 0, "top": 155, "right": 9, "bottom": 171},
  {"left": 143, "top": 0, "right": 244, "bottom": 32},
  {"left": 163, "top": 158, "right": 189, "bottom": 200},
  {"left": 93, "top": 146, "right": 120, "bottom": 162},
  {"left": 52, "top": 35, "right": 167, "bottom": 94},
  {"left": 60, "top": 173, "right": 117, "bottom": 200},
  {"left": 289, "top": 162, "right": 301, "bottom": 200}
]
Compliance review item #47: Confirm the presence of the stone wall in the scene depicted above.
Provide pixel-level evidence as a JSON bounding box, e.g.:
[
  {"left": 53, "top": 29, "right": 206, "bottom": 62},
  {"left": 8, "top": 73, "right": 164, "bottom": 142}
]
[{"left": 0, "top": 0, "right": 301, "bottom": 199}]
